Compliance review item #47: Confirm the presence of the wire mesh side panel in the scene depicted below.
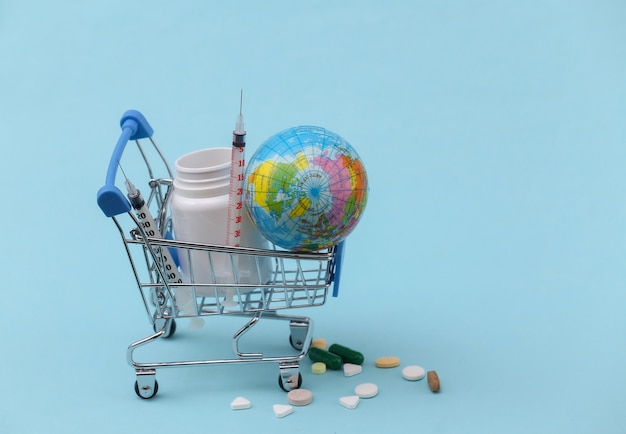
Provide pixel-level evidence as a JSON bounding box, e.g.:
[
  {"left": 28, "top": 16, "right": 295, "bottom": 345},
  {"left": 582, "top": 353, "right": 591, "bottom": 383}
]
[
  {"left": 112, "top": 220, "right": 175, "bottom": 325},
  {"left": 123, "top": 235, "right": 336, "bottom": 321}
]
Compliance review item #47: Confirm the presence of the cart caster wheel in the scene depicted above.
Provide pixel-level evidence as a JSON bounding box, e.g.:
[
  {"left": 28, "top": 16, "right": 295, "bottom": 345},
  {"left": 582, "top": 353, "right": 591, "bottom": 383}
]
[
  {"left": 278, "top": 372, "right": 303, "bottom": 392},
  {"left": 154, "top": 319, "right": 176, "bottom": 338},
  {"left": 166, "top": 319, "right": 176, "bottom": 337},
  {"left": 289, "top": 334, "right": 306, "bottom": 351},
  {"left": 288, "top": 320, "right": 309, "bottom": 351},
  {"left": 134, "top": 379, "right": 159, "bottom": 399}
]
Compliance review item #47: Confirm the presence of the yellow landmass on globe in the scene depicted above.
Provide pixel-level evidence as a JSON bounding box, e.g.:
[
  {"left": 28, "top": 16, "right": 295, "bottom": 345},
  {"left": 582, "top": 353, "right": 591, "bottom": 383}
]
[
  {"left": 289, "top": 197, "right": 310, "bottom": 218},
  {"left": 248, "top": 160, "right": 277, "bottom": 212},
  {"left": 294, "top": 152, "right": 308, "bottom": 170}
]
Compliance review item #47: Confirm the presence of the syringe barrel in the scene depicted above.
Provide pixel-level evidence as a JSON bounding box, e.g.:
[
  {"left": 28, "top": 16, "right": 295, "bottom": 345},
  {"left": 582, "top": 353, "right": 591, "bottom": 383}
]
[
  {"left": 132, "top": 196, "right": 183, "bottom": 285},
  {"left": 127, "top": 191, "right": 145, "bottom": 210}
]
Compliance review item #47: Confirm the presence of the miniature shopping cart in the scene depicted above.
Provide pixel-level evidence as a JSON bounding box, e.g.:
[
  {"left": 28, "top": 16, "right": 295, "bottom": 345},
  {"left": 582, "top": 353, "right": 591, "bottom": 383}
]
[{"left": 97, "top": 110, "right": 343, "bottom": 399}]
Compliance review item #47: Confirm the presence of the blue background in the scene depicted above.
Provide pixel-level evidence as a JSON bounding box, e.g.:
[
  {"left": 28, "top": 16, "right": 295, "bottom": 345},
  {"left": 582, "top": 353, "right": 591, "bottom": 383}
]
[{"left": 1, "top": 1, "right": 625, "bottom": 432}]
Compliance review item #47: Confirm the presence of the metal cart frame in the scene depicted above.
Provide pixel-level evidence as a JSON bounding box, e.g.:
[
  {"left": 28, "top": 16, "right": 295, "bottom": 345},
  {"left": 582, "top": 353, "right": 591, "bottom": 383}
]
[{"left": 97, "top": 110, "right": 343, "bottom": 399}]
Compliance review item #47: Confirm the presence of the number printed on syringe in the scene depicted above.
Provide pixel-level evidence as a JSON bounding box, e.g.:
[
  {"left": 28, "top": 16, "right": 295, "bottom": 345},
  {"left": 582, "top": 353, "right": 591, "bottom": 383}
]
[{"left": 125, "top": 178, "right": 183, "bottom": 285}]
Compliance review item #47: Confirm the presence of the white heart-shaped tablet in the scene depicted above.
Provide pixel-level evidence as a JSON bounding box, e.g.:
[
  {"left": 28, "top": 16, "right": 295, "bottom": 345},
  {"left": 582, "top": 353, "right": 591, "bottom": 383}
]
[
  {"left": 230, "top": 396, "right": 251, "bottom": 410},
  {"left": 273, "top": 404, "right": 293, "bottom": 418},
  {"left": 339, "top": 395, "right": 360, "bottom": 409},
  {"left": 343, "top": 363, "right": 363, "bottom": 377}
]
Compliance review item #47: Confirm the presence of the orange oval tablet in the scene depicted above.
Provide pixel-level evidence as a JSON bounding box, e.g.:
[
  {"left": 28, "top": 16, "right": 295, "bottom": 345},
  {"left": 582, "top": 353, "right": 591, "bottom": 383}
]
[{"left": 375, "top": 356, "right": 401, "bottom": 368}]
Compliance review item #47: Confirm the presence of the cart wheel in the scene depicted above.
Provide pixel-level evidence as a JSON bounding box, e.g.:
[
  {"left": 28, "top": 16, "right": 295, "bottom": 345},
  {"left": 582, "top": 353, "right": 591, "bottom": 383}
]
[
  {"left": 288, "top": 320, "right": 309, "bottom": 351},
  {"left": 166, "top": 319, "right": 176, "bottom": 337},
  {"left": 134, "top": 379, "right": 159, "bottom": 399},
  {"left": 278, "top": 372, "right": 303, "bottom": 392},
  {"left": 289, "top": 334, "right": 305, "bottom": 351},
  {"left": 153, "top": 319, "right": 176, "bottom": 338}
]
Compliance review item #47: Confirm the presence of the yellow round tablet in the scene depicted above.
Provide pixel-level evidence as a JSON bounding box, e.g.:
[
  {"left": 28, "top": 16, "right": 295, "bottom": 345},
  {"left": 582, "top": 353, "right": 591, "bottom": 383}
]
[
  {"left": 375, "top": 356, "right": 401, "bottom": 368},
  {"left": 311, "top": 362, "right": 327, "bottom": 374}
]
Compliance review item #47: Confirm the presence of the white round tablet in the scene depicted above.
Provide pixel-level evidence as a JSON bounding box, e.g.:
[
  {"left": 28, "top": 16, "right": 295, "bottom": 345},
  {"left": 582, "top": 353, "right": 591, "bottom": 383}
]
[
  {"left": 354, "top": 383, "right": 378, "bottom": 398},
  {"left": 402, "top": 365, "right": 426, "bottom": 381}
]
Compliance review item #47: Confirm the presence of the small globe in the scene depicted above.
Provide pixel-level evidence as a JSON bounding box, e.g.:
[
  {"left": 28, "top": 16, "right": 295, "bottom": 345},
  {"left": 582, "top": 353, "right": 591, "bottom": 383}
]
[{"left": 244, "top": 126, "right": 368, "bottom": 251}]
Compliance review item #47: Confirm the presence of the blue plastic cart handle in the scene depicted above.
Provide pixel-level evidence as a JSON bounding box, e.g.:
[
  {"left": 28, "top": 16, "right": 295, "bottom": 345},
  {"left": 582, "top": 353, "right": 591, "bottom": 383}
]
[
  {"left": 332, "top": 240, "right": 345, "bottom": 297},
  {"left": 97, "top": 110, "right": 154, "bottom": 217}
]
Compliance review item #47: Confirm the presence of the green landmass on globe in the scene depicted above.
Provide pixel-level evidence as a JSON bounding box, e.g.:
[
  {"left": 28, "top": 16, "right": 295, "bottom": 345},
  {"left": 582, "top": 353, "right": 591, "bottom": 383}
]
[{"left": 244, "top": 126, "right": 368, "bottom": 251}]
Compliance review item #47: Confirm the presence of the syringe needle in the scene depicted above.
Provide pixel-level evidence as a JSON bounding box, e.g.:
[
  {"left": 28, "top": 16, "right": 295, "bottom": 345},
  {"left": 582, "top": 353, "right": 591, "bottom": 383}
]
[
  {"left": 235, "top": 89, "right": 245, "bottom": 135},
  {"left": 125, "top": 178, "right": 139, "bottom": 197},
  {"left": 118, "top": 162, "right": 139, "bottom": 197}
]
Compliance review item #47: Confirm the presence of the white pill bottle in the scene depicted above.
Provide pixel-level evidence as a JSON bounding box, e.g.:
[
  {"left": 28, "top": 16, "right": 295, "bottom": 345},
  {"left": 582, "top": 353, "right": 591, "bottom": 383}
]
[{"left": 170, "top": 147, "right": 272, "bottom": 297}]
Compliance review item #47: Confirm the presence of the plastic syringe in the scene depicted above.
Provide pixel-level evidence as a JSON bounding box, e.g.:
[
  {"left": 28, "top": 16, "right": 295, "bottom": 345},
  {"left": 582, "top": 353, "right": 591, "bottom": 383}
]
[
  {"left": 126, "top": 179, "right": 183, "bottom": 284},
  {"left": 125, "top": 178, "right": 203, "bottom": 327},
  {"left": 226, "top": 91, "right": 246, "bottom": 248},
  {"left": 222, "top": 92, "right": 247, "bottom": 308}
]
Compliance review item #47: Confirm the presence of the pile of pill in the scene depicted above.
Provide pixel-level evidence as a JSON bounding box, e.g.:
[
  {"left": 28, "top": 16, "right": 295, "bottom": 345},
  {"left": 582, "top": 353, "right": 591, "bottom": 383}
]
[{"left": 233, "top": 338, "right": 442, "bottom": 418}]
